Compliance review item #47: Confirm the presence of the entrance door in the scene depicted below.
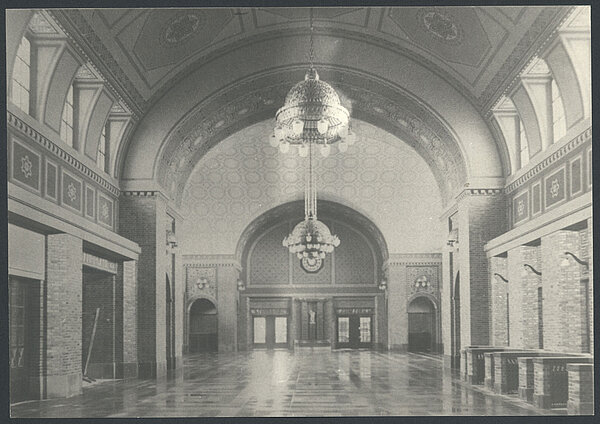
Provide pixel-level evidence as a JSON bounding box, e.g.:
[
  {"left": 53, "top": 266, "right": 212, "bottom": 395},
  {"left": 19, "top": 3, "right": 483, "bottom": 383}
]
[
  {"left": 253, "top": 316, "right": 288, "bottom": 349},
  {"left": 337, "top": 315, "right": 372, "bottom": 348},
  {"left": 9, "top": 277, "right": 39, "bottom": 403},
  {"left": 408, "top": 297, "right": 435, "bottom": 352}
]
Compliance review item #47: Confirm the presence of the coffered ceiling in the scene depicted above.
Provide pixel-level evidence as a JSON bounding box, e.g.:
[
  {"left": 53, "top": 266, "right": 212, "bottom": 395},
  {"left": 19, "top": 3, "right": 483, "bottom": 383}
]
[
  {"left": 51, "top": 6, "right": 571, "bottom": 115},
  {"left": 180, "top": 119, "right": 444, "bottom": 255}
]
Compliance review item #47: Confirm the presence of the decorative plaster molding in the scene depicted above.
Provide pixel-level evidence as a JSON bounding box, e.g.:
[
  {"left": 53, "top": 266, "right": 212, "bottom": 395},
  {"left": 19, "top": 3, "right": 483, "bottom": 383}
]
[
  {"left": 481, "top": 6, "right": 575, "bottom": 114},
  {"left": 7, "top": 111, "right": 120, "bottom": 197},
  {"left": 159, "top": 70, "right": 466, "bottom": 206},
  {"left": 454, "top": 188, "right": 504, "bottom": 203},
  {"left": 504, "top": 126, "right": 591, "bottom": 194},
  {"left": 49, "top": 10, "right": 142, "bottom": 119},
  {"left": 183, "top": 254, "right": 242, "bottom": 270},
  {"left": 383, "top": 253, "right": 442, "bottom": 270}
]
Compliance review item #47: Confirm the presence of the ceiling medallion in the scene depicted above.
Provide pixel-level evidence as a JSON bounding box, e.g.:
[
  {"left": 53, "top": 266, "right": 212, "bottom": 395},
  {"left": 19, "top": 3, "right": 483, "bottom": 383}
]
[
  {"left": 278, "top": 14, "right": 349, "bottom": 260},
  {"left": 420, "top": 9, "right": 462, "bottom": 44},
  {"left": 162, "top": 13, "right": 204, "bottom": 45}
]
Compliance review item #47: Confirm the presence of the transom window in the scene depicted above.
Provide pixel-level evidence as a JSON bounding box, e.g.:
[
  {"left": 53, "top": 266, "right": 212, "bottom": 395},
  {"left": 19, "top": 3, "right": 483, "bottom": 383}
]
[
  {"left": 551, "top": 79, "right": 566, "bottom": 142},
  {"left": 11, "top": 37, "right": 31, "bottom": 114},
  {"left": 60, "top": 84, "right": 74, "bottom": 147}
]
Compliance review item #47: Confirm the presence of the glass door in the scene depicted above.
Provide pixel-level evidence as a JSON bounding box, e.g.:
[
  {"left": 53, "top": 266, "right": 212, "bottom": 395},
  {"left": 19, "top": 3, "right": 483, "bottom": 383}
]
[
  {"left": 253, "top": 316, "right": 288, "bottom": 349},
  {"left": 336, "top": 315, "right": 372, "bottom": 348}
]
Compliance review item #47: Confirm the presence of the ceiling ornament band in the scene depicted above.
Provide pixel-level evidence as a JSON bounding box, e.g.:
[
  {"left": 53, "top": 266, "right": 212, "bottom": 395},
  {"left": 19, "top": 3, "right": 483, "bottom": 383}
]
[{"left": 280, "top": 12, "right": 343, "bottom": 260}]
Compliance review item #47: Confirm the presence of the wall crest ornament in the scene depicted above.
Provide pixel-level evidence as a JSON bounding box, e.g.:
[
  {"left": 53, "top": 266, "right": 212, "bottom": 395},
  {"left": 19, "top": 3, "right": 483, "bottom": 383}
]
[
  {"left": 67, "top": 182, "right": 77, "bottom": 202},
  {"left": 21, "top": 155, "right": 33, "bottom": 179}
]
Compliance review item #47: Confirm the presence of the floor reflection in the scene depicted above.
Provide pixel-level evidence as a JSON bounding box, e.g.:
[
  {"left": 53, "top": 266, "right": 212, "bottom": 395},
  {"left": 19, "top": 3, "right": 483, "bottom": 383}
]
[{"left": 11, "top": 350, "right": 564, "bottom": 417}]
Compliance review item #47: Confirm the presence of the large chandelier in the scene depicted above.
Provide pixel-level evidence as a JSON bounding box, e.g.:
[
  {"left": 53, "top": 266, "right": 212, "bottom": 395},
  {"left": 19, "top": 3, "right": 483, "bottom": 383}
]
[{"left": 275, "top": 20, "right": 355, "bottom": 261}]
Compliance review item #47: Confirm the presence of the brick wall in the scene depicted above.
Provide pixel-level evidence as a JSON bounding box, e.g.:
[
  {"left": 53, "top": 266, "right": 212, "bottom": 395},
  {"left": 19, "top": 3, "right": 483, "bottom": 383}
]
[
  {"left": 489, "top": 256, "right": 508, "bottom": 346},
  {"left": 457, "top": 192, "right": 506, "bottom": 348},
  {"left": 507, "top": 245, "right": 541, "bottom": 349},
  {"left": 115, "top": 259, "right": 138, "bottom": 378},
  {"left": 119, "top": 193, "right": 168, "bottom": 378},
  {"left": 45, "top": 233, "right": 83, "bottom": 398},
  {"left": 541, "top": 230, "right": 585, "bottom": 352},
  {"left": 82, "top": 271, "right": 114, "bottom": 377}
]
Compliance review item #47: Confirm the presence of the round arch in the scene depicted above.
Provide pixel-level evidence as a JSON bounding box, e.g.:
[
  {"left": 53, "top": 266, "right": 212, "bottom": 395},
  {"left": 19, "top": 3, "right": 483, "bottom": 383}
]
[
  {"left": 407, "top": 295, "right": 439, "bottom": 353},
  {"left": 119, "top": 33, "right": 505, "bottom": 199},
  {"left": 187, "top": 297, "right": 218, "bottom": 353}
]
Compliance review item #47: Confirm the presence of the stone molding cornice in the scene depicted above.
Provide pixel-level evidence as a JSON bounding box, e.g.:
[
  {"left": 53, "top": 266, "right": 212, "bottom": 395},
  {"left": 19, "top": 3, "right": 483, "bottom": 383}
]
[
  {"left": 49, "top": 9, "right": 142, "bottom": 119},
  {"left": 455, "top": 188, "right": 504, "bottom": 203},
  {"left": 383, "top": 253, "right": 442, "bottom": 270},
  {"left": 7, "top": 110, "right": 121, "bottom": 197},
  {"left": 504, "top": 125, "right": 591, "bottom": 194},
  {"left": 183, "top": 254, "right": 242, "bottom": 271},
  {"left": 484, "top": 6, "right": 576, "bottom": 115}
]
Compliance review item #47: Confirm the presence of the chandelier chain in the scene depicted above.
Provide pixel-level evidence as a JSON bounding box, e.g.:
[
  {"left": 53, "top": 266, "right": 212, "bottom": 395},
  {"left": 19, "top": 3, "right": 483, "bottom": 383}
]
[{"left": 309, "top": 10, "right": 315, "bottom": 70}]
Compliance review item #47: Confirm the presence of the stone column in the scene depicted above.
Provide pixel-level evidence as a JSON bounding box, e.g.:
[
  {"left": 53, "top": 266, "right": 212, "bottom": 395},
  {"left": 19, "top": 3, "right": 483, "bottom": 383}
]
[
  {"left": 45, "top": 233, "right": 82, "bottom": 398},
  {"left": 567, "top": 363, "right": 594, "bottom": 415}
]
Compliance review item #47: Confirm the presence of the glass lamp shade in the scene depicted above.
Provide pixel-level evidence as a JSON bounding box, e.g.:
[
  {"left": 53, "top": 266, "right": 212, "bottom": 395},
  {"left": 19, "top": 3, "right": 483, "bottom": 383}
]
[
  {"left": 298, "top": 144, "right": 309, "bottom": 157},
  {"left": 275, "top": 70, "right": 349, "bottom": 146},
  {"left": 269, "top": 134, "right": 280, "bottom": 147},
  {"left": 274, "top": 126, "right": 285, "bottom": 140},
  {"left": 338, "top": 141, "right": 349, "bottom": 152},
  {"left": 279, "top": 141, "right": 290, "bottom": 153},
  {"left": 283, "top": 217, "right": 340, "bottom": 260},
  {"left": 346, "top": 130, "right": 357, "bottom": 145},
  {"left": 320, "top": 143, "right": 331, "bottom": 157}
]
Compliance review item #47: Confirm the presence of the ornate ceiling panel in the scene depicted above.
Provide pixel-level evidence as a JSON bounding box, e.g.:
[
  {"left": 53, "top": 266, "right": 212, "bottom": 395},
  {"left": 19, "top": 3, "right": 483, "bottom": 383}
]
[
  {"left": 179, "top": 120, "right": 444, "bottom": 256},
  {"left": 50, "top": 6, "right": 572, "bottom": 115}
]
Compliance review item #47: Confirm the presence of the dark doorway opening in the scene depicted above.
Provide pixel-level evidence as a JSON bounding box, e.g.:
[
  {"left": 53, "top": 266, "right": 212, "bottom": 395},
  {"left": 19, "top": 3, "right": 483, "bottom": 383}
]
[
  {"left": 408, "top": 297, "right": 435, "bottom": 352},
  {"left": 9, "top": 276, "right": 41, "bottom": 404},
  {"left": 189, "top": 299, "right": 218, "bottom": 352}
]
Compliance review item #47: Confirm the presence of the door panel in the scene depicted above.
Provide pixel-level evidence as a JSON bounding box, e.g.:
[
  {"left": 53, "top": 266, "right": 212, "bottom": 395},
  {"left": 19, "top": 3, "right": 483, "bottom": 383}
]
[
  {"left": 337, "top": 315, "right": 372, "bottom": 349},
  {"left": 253, "top": 316, "right": 288, "bottom": 349}
]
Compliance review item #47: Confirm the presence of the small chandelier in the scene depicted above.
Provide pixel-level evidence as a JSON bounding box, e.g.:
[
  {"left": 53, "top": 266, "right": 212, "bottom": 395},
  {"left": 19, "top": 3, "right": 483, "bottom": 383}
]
[{"left": 279, "top": 17, "right": 349, "bottom": 260}]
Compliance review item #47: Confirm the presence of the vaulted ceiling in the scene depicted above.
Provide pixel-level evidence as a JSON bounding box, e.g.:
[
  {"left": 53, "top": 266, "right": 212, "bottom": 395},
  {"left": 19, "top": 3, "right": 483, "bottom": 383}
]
[{"left": 52, "top": 7, "right": 571, "bottom": 115}]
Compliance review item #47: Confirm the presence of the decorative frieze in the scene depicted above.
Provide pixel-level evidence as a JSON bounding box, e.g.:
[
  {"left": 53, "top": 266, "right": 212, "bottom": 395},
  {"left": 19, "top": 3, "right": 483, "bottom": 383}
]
[
  {"left": 8, "top": 111, "right": 120, "bottom": 197},
  {"left": 83, "top": 252, "right": 117, "bottom": 274},
  {"left": 183, "top": 254, "right": 241, "bottom": 270}
]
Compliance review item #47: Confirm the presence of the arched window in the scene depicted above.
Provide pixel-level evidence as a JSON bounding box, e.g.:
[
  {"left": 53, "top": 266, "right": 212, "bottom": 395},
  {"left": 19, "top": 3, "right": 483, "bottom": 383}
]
[
  {"left": 60, "top": 84, "right": 74, "bottom": 147},
  {"left": 11, "top": 37, "right": 31, "bottom": 114},
  {"left": 551, "top": 79, "right": 566, "bottom": 142},
  {"left": 97, "top": 123, "right": 107, "bottom": 171},
  {"left": 519, "top": 119, "right": 529, "bottom": 167}
]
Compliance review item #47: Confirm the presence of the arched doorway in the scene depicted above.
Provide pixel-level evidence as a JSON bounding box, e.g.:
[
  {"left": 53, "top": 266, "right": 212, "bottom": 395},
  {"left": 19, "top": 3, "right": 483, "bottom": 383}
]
[
  {"left": 188, "top": 299, "right": 218, "bottom": 352},
  {"left": 408, "top": 297, "right": 436, "bottom": 352}
]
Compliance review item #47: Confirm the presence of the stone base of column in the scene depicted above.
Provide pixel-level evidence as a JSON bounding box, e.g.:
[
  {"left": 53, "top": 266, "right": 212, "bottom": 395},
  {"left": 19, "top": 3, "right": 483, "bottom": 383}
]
[
  {"left": 45, "top": 372, "right": 82, "bottom": 399},
  {"left": 138, "top": 360, "right": 167, "bottom": 379},
  {"left": 167, "top": 356, "right": 184, "bottom": 378},
  {"left": 519, "top": 387, "right": 533, "bottom": 402}
]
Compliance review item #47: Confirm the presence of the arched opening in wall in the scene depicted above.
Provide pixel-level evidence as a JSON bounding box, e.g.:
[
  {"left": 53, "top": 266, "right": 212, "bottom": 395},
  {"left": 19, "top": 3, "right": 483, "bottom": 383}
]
[
  {"left": 188, "top": 299, "right": 218, "bottom": 352},
  {"left": 408, "top": 297, "right": 435, "bottom": 352}
]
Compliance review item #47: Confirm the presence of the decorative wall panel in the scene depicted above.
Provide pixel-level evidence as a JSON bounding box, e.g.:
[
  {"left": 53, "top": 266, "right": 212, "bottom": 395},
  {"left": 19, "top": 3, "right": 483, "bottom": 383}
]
[
  {"left": 7, "top": 112, "right": 120, "bottom": 231},
  {"left": 186, "top": 266, "right": 217, "bottom": 301},
  {"left": 248, "top": 224, "right": 289, "bottom": 285},
  {"left": 506, "top": 130, "right": 590, "bottom": 228},
  {"left": 334, "top": 223, "right": 375, "bottom": 284},
  {"left": 11, "top": 139, "right": 41, "bottom": 192},
  {"left": 406, "top": 265, "right": 440, "bottom": 299}
]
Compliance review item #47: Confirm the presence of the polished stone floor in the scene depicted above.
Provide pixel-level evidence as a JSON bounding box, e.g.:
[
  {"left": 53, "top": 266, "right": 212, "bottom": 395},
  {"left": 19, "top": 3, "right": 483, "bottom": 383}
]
[{"left": 11, "top": 350, "right": 562, "bottom": 417}]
